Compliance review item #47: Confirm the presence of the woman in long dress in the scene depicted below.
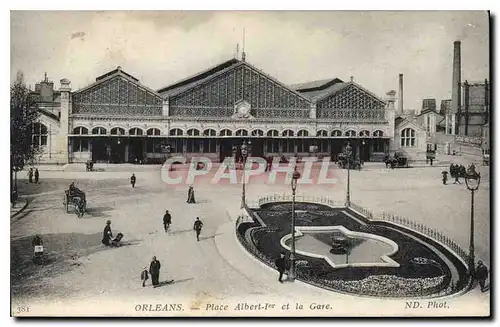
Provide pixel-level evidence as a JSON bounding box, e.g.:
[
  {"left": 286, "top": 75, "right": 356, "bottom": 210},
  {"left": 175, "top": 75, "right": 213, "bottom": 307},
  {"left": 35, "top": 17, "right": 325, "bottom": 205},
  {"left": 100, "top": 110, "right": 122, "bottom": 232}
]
[{"left": 187, "top": 186, "right": 196, "bottom": 204}]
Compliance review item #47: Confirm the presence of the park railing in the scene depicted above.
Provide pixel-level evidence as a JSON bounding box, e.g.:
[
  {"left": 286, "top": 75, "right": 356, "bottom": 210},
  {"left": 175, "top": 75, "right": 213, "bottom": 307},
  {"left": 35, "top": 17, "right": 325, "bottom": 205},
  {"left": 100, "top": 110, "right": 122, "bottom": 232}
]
[{"left": 248, "top": 193, "right": 344, "bottom": 209}]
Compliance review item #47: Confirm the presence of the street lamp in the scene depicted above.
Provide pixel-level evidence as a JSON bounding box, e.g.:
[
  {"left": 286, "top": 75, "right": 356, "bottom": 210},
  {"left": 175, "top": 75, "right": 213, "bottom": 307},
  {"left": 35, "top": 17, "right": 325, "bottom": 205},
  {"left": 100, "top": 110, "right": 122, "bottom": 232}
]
[
  {"left": 345, "top": 143, "right": 353, "bottom": 207},
  {"left": 465, "top": 168, "right": 481, "bottom": 275},
  {"left": 288, "top": 167, "right": 301, "bottom": 282},
  {"left": 240, "top": 140, "right": 251, "bottom": 208}
]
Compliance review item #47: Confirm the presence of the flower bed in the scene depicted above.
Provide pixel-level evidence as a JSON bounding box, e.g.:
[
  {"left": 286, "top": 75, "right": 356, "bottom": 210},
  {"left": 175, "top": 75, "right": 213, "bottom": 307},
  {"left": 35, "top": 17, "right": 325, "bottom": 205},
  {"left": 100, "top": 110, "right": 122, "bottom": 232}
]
[{"left": 236, "top": 202, "right": 470, "bottom": 298}]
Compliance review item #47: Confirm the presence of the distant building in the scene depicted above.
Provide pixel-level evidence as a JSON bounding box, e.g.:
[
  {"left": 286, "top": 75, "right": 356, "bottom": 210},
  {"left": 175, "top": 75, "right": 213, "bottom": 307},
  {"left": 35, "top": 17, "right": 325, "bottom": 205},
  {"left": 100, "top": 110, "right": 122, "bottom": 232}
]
[
  {"left": 458, "top": 80, "right": 490, "bottom": 137},
  {"left": 440, "top": 99, "right": 451, "bottom": 116},
  {"left": 422, "top": 98, "right": 437, "bottom": 113}
]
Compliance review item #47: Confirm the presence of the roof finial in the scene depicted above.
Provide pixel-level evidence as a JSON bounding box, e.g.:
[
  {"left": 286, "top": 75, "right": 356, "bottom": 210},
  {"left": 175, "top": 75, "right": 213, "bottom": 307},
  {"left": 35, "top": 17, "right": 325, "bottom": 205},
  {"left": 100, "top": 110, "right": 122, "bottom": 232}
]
[
  {"left": 350, "top": 76, "right": 354, "bottom": 82},
  {"left": 242, "top": 28, "right": 246, "bottom": 62},
  {"left": 236, "top": 43, "right": 240, "bottom": 60},
  {"left": 44, "top": 72, "right": 48, "bottom": 82}
]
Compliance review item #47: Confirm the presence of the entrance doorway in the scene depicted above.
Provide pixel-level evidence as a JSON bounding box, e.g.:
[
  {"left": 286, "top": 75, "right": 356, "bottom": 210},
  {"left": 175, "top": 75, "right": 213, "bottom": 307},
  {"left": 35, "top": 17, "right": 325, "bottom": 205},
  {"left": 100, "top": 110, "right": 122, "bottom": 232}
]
[
  {"left": 249, "top": 139, "right": 264, "bottom": 158},
  {"left": 109, "top": 139, "right": 126, "bottom": 163},
  {"left": 128, "top": 138, "right": 144, "bottom": 163},
  {"left": 219, "top": 139, "right": 235, "bottom": 162},
  {"left": 91, "top": 138, "right": 108, "bottom": 163}
]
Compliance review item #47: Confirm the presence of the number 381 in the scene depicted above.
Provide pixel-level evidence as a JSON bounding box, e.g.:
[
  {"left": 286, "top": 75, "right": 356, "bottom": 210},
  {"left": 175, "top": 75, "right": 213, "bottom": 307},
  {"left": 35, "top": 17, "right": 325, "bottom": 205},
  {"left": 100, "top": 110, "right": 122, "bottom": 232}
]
[{"left": 16, "top": 306, "right": 30, "bottom": 313}]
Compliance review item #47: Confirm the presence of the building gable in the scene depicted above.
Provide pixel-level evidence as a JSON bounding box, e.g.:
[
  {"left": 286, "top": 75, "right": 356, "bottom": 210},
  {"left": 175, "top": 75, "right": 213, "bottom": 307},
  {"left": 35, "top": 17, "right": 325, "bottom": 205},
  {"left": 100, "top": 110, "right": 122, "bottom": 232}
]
[
  {"left": 315, "top": 83, "right": 386, "bottom": 121},
  {"left": 72, "top": 68, "right": 163, "bottom": 116},
  {"left": 167, "top": 61, "right": 312, "bottom": 119}
]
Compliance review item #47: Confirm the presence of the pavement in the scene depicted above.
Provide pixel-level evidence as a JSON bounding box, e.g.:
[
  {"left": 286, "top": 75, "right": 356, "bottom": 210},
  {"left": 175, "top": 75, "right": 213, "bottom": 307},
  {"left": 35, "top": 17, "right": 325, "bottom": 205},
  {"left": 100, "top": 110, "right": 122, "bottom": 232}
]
[{"left": 10, "top": 160, "right": 490, "bottom": 317}]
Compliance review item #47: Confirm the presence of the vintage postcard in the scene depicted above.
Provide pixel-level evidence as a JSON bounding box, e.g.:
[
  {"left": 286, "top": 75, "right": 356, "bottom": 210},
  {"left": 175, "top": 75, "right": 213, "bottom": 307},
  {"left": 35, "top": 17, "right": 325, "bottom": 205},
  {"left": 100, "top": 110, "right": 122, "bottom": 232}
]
[{"left": 10, "top": 10, "right": 490, "bottom": 317}]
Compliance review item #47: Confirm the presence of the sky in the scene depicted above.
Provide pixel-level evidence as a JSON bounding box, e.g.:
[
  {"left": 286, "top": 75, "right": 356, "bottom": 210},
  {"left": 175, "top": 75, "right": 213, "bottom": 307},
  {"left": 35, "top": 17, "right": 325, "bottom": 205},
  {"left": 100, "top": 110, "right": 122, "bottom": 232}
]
[{"left": 10, "top": 11, "right": 489, "bottom": 111}]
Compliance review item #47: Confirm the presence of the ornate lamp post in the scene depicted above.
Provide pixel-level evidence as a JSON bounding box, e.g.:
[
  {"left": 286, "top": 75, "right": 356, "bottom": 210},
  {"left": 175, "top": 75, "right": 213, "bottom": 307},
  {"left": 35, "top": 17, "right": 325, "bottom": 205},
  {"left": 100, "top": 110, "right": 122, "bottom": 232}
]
[
  {"left": 232, "top": 145, "right": 237, "bottom": 170},
  {"left": 240, "top": 140, "right": 251, "bottom": 208},
  {"left": 288, "top": 167, "right": 301, "bottom": 282},
  {"left": 345, "top": 143, "right": 353, "bottom": 207},
  {"left": 465, "top": 168, "right": 481, "bottom": 275}
]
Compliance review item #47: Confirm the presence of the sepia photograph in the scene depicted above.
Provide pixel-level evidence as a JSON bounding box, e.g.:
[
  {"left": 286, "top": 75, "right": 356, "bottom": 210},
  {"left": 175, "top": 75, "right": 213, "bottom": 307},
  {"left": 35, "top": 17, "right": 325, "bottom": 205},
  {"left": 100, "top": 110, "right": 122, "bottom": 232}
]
[{"left": 9, "top": 10, "right": 490, "bottom": 317}]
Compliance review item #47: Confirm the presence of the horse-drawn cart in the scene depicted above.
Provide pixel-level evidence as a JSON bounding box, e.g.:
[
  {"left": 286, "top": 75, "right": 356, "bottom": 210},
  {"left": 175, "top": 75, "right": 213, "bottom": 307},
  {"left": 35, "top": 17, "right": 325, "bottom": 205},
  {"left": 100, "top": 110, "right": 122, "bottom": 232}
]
[{"left": 63, "top": 187, "right": 86, "bottom": 218}]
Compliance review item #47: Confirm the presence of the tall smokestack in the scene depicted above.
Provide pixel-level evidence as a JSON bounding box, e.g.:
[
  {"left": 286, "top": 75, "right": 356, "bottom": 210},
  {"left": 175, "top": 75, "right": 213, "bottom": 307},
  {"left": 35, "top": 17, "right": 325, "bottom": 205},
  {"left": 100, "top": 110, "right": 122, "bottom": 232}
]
[
  {"left": 398, "top": 74, "right": 404, "bottom": 115},
  {"left": 451, "top": 41, "right": 461, "bottom": 135}
]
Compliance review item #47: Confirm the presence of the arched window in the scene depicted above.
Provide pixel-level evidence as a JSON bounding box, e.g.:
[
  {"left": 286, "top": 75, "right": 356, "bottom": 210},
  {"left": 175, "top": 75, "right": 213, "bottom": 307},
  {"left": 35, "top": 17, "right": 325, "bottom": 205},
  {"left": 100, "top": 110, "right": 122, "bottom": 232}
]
[
  {"left": 129, "top": 128, "right": 144, "bottom": 136},
  {"left": 110, "top": 127, "right": 125, "bottom": 135},
  {"left": 235, "top": 129, "right": 248, "bottom": 136},
  {"left": 187, "top": 129, "right": 201, "bottom": 136},
  {"left": 220, "top": 129, "right": 232, "bottom": 137},
  {"left": 251, "top": 129, "right": 264, "bottom": 137},
  {"left": 147, "top": 128, "right": 161, "bottom": 136},
  {"left": 267, "top": 130, "right": 279, "bottom": 137},
  {"left": 282, "top": 129, "right": 294, "bottom": 137},
  {"left": 331, "top": 130, "right": 342, "bottom": 137},
  {"left": 401, "top": 128, "right": 416, "bottom": 147},
  {"left": 73, "top": 127, "right": 88, "bottom": 135},
  {"left": 92, "top": 127, "right": 107, "bottom": 135},
  {"left": 345, "top": 130, "right": 356, "bottom": 137},
  {"left": 32, "top": 123, "right": 48, "bottom": 147},
  {"left": 203, "top": 129, "right": 217, "bottom": 137},
  {"left": 359, "top": 130, "right": 370, "bottom": 137},
  {"left": 373, "top": 130, "right": 383, "bottom": 137},
  {"left": 297, "top": 130, "right": 309, "bottom": 137},
  {"left": 316, "top": 130, "right": 328, "bottom": 137},
  {"left": 169, "top": 128, "right": 183, "bottom": 136}
]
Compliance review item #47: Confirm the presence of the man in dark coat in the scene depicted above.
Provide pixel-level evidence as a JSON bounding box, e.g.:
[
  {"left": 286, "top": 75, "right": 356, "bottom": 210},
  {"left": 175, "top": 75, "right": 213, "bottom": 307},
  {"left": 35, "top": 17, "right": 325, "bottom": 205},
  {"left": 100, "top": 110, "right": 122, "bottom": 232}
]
[
  {"left": 149, "top": 256, "right": 161, "bottom": 288},
  {"left": 34, "top": 168, "right": 39, "bottom": 184},
  {"left": 193, "top": 217, "right": 203, "bottom": 241},
  {"left": 274, "top": 253, "right": 287, "bottom": 283},
  {"left": 130, "top": 174, "right": 136, "bottom": 188},
  {"left": 453, "top": 165, "right": 461, "bottom": 184},
  {"left": 163, "top": 210, "right": 172, "bottom": 232},
  {"left": 475, "top": 261, "right": 489, "bottom": 292},
  {"left": 102, "top": 220, "right": 113, "bottom": 246},
  {"left": 187, "top": 186, "right": 196, "bottom": 203},
  {"left": 442, "top": 171, "right": 448, "bottom": 185},
  {"left": 28, "top": 168, "right": 33, "bottom": 183}
]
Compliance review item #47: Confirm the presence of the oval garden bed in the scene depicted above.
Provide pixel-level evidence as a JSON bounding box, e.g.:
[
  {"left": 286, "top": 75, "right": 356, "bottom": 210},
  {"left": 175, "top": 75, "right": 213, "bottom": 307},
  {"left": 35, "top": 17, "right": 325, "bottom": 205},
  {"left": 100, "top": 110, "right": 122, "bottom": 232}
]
[{"left": 237, "top": 202, "right": 469, "bottom": 298}]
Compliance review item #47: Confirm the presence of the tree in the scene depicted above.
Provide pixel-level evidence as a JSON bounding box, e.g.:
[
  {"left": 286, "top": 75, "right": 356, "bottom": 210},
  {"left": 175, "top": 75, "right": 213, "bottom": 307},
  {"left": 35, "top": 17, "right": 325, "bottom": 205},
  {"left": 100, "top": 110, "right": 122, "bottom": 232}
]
[{"left": 11, "top": 71, "right": 40, "bottom": 192}]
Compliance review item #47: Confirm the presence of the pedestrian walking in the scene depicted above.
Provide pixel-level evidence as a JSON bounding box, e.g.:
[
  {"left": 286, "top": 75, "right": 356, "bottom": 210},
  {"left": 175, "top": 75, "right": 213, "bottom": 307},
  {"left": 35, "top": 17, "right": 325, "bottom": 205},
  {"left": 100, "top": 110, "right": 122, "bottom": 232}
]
[
  {"left": 149, "top": 256, "right": 161, "bottom": 288},
  {"left": 101, "top": 220, "right": 113, "bottom": 246},
  {"left": 441, "top": 171, "right": 448, "bottom": 185},
  {"left": 187, "top": 185, "right": 196, "bottom": 203},
  {"left": 34, "top": 168, "right": 39, "bottom": 184},
  {"left": 475, "top": 261, "right": 489, "bottom": 292},
  {"left": 193, "top": 217, "right": 203, "bottom": 241},
  {"left": 274, "top": 253, "right": 287, "bottom": 283},
  {"left": 453, "top": 166, "right": 461, "bottom": 184},
  {"left": 28, "top": 168, "right": 33, "bottom": 183},
  {"left": 163, "top": 210, "right": 172, "bottom": 232},
  {"left": 130, "top": 173, "right": 136, "bottom": 188},
  {"left": 140, "top": 266, "right": 149, "bottom": 287},
  {"left": 32, "top": 234, "right": 44, "bottom": 264},
  {"left": 429, "top": 157, "right": 434, "bottom": 166}
]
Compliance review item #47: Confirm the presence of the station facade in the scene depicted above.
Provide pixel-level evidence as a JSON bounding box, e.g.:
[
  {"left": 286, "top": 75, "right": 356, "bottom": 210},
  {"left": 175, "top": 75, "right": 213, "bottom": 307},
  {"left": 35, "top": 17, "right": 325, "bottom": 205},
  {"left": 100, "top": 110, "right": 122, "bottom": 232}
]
[{"left": 33, "top": 58, "right": 427, "bottom": 164}]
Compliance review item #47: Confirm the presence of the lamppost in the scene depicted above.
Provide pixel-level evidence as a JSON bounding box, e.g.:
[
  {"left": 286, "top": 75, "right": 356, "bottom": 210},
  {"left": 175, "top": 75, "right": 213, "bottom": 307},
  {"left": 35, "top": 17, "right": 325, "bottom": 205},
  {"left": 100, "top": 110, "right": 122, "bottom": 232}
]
[
  {"left": 345, "top": 143, "right": 352, "bottom": 207},
  {"left": 240, "top": 140, "right": 251, "bottom": 208},
  {"left": 465, "top": 168, "right": 481, "bottom": 275},
  {"left": 288, "top": 167, "right": 301, "bottom": 282},
  {"left": 232, "top": 145, "right": 237, "bottom": 170},
  {"left": 361, "top": 140, "right": 366, "bottom": 165}
]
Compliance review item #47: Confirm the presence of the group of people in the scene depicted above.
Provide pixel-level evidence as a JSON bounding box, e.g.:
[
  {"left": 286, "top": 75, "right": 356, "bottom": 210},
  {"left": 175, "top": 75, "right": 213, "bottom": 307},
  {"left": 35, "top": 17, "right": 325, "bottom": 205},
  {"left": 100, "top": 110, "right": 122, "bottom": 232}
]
[
  {"left": 442, "top": 163, "right": 476, "bottom": 185},
  {"left": 28, "top": 168, "right": 40, "bottom": 184}
]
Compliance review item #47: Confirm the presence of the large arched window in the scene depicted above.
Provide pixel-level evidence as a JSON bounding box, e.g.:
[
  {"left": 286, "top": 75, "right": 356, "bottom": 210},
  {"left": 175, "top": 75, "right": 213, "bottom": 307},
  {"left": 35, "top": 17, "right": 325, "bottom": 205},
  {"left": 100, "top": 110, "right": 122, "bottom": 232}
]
[
  {"left": 331, "top": 130, "right": 342, "bottom": 137},
  {"left": 235, "top": 129, "right": 249, "bottom": 137},
  {"left": 282, "top": 129, "right": 294, "bottom": 137},
  {"left": 359, "top": 130, "right": 370, "bottom": 137},
  {"left": 373, "top": 130, "right": 384, "bottom": 137},
  {"left": 317, "top": 130, "right": 328, "bottom": 137},
  {"left": 297, "top": 130, "right": 309, "bottom": 137},
  {"left": 110, "top": 127, "right": 125, "bottom": 135},
  {"left": 32, "top": 123, "right": 48, "bottom": 147},
  {"left": 267, "top": 130, "right": 279, "bottom": 137},
  {"left": 129, "top": 128, "right": 144, "bottom": 136},
  {"left": 251, "top": 129, "right": 264, "bottom": 137},
  {"left": 345, "top": 130, "right": 356, "bottom": 137},
  {"left": 401, "top": 128, "right": 416, "bottom": 147},
  {"left": 73, "top": 126, "right": 88, "bottom": 135},
  {"left": 147, "top": 128, "right": 161, "bottom": 136},
  {"left": 203, "top": 129, "right": 217, "bottom": 137},
  {"left": 220, "top": 129, "right": 232, "bottom": 137},
  {"left": 169, "top": 128, "right": 183, "bottom": 136},
  {"left": 187, "top": 128, "right": 201, "bottom": 136},
  {"left": 92, "top": 127, "right": 107, "bottom": 135}
]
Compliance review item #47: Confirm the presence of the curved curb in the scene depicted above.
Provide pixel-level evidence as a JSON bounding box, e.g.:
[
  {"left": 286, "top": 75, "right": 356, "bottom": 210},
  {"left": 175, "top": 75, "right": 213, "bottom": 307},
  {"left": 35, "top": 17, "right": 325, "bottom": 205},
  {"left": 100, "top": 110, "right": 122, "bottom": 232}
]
[{"left": 11, "top": 199, "right": 29, "bottom": 220}]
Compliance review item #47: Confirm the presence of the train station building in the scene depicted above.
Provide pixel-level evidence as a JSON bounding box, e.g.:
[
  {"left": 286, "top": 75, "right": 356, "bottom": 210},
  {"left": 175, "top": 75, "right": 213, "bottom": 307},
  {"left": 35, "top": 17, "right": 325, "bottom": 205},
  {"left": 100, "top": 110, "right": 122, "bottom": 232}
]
[{"left": 32, "top": 57, "right": 428, "bottom": 164}]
